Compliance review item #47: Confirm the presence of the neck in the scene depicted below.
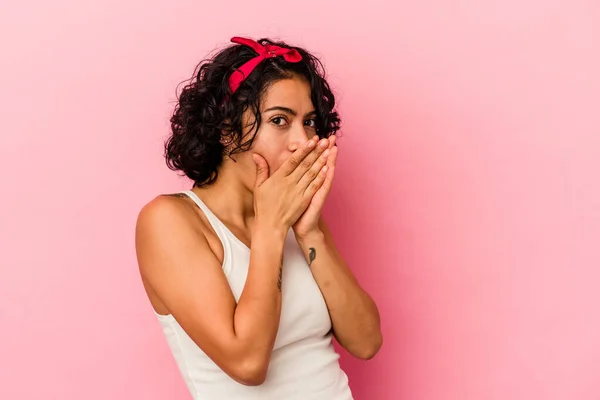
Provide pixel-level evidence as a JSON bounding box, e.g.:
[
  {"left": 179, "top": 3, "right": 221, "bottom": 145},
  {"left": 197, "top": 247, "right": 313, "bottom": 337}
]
[{"left": 191, "top": 158, "right": 255, "bottom": 230}]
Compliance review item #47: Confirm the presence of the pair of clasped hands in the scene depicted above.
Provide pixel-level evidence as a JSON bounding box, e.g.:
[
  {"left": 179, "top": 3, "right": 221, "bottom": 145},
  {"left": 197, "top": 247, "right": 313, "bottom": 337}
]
[{"left": 251, "top": 135, "right": 338, "bottom": 239}]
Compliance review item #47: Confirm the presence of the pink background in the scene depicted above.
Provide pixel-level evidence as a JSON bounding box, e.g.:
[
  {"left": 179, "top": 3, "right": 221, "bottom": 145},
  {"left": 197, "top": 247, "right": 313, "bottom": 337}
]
[{"left": 1, "top": 1, "right": 599, "bottom": 399}]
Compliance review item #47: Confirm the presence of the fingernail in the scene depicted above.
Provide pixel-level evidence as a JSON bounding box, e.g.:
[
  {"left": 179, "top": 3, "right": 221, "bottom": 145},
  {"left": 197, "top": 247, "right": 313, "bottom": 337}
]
[
  {"left": 307, "top": 140, "right": 315, "bottom": 148},
  {"left": 322, "top": 149, "right": 330, "bottom": 158},
  {"left": 320, "top": 139, "right": 328, "bottom": 148}
]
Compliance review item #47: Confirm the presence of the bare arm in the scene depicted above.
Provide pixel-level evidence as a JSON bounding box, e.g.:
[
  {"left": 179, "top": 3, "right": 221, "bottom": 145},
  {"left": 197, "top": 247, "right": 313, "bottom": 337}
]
[
  {"left": 135, "top": 137, "right": 331, "bottom": 385},
  {"left": 296, "top": 216, "right": 382, "bottom": 360},
  {"left": 135, "top": 197, "right": 287, "bottom": 386}
]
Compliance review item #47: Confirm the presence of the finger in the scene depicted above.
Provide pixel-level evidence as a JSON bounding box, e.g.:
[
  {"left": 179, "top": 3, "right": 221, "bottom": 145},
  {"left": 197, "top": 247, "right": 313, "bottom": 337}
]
[
  {"left": 252, "top": 153, "right": 270, "bottom": 187},
  {"left": 315, "top": 146, "right": 338, "bottom": 197},
  {"left": 328, "top": 135, "right": 337, "bottom": 149},
  {"left": 277, "top": 137, "right": 320, "bottom": 177},
  {"left": 325, "top": 137, "right": 337, "bottom": 165},
  {"left": 303, "top": 163, "right": 329, "bottom": 199},
  {"left": 288, "top": 138, "right": 330, "bottom": 182},
  {"left": 327, "top": 144, "right": 338, "bottom": 169},
  {"left": 297, "top": 145, "right": 330, "bottom": 190},
  {"left": 323, "top": 146, "right": 338, "bottom": 188}
]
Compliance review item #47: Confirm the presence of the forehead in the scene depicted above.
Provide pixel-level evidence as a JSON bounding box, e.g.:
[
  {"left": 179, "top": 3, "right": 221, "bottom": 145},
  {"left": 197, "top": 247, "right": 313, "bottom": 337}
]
[{"left": 261, "top": 76, "right": 312, "bottom": 109}]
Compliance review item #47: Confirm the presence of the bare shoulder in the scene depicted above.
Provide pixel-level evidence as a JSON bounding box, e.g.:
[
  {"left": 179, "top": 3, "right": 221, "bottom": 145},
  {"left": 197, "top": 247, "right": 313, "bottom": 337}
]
[
  {"left": 139, "top": 192, "right": 197, "bottom": 217},
  {"left": 137, "top": 191, "right": 216, "bottom": 233},
  {"left": 135, "top": 193, "right": 208, "bottom": 273},
  {"left": 137, "top": 193, "right": 196, "bottom": 229},
  {"left": 135, "top": 192, "right": 229, "bottom": 314}
]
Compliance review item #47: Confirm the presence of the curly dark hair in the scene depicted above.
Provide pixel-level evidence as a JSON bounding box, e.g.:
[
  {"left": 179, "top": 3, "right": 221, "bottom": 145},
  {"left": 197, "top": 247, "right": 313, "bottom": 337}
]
[{"left": 164, "top": 37, "right": 341, "bottom": 188}]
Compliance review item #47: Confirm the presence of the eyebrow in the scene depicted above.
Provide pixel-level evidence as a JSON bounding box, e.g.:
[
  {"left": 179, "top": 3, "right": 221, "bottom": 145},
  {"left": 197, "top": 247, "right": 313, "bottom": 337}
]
[{"left": 263, "top": 106, "right": 316, "bottom": 117}]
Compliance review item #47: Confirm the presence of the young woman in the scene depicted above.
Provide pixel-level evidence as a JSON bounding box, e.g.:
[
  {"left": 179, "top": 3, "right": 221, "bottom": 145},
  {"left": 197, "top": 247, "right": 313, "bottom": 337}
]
[{"left": 135, "top": 36, "right": 382, "bottom": 400}]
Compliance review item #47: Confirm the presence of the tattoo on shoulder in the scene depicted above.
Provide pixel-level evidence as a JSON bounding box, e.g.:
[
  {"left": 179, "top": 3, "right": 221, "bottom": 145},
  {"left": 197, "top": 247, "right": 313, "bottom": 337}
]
[
  {"left": 308, "top": 247, "right": 316, "bottom": 266},
  {"left": 165, "top": 193, "right": 188, "bottom": 198}
]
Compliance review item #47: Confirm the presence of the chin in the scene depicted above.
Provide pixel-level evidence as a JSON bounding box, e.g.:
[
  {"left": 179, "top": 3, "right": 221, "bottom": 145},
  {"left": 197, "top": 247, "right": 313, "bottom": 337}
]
[{"left": 271, "top": 158, "right": 287, "bottom": 172}]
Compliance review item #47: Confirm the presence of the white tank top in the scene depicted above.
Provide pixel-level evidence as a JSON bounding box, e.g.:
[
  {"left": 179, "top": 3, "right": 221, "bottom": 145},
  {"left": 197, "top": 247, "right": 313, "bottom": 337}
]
[{"left": 155, "top": 190, "right": 353, "bottom": 400}]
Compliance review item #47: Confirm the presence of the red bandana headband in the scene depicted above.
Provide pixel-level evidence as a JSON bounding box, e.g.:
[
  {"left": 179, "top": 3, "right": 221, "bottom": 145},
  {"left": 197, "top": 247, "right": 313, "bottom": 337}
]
[{"left": 228, "top": 37, "right": 303, "bottom": 94}]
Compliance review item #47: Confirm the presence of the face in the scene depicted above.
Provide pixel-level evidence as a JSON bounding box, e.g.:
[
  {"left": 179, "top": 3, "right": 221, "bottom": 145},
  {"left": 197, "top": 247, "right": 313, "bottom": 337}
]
[{"left": 233, "top": 75, "right": 319, "bottom": 186}]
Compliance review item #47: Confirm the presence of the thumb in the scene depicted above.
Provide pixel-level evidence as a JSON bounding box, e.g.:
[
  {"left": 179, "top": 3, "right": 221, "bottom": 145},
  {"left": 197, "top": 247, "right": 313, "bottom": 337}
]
[{"left": 252, "top": 153, "right": 270, "bottom": 187}]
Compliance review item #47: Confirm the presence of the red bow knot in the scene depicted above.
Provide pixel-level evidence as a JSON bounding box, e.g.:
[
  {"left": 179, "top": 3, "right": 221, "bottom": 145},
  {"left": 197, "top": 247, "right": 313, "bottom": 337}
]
[{"left": 228, "top": 37, "right": 302, "bottom": 94}]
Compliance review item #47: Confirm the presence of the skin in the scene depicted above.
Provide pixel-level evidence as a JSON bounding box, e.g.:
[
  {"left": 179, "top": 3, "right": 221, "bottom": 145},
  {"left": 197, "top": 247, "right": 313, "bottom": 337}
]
[{"left": 135, "top": 76, "right": 382, "bottom": 387}]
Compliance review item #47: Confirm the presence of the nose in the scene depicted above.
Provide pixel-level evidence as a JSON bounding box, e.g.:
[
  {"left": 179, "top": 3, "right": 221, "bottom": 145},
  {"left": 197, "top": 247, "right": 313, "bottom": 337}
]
[{"left": 288, "top": 122, "right": 310, "bottom": 152}]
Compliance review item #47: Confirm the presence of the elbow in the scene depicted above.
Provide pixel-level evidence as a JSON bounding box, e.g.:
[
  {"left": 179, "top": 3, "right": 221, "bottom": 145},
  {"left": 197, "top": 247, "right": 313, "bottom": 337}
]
[
  {"left": 234, "top": 369, "right": 267, "bottom": 387},
  {"left": 353, "top": 333, "right": 383, "bottom": 360},
  {"left": 230, "top": 356, "right": 269, "bottom": 386}
]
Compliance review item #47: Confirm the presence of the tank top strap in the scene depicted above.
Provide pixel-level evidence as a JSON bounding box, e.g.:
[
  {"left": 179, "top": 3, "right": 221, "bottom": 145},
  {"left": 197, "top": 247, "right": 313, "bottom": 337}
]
[
  {"left": 178, "top": 190, "right": 249, "bottom": 253},
  {"left": 179, "top": 190, "right": 226, "bottom": 235},
  {"left": 179, "top": 190, "right": 220, "bottom": 226}
]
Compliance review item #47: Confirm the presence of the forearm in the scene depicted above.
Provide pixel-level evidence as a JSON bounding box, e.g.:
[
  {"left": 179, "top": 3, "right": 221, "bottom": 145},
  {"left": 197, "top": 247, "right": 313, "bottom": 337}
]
[
  {"left": 234, "top": 223, "right": 287, "bottom": 368},
  {"left": 297, "top": 228, "right": 382, "bottom": 360}
]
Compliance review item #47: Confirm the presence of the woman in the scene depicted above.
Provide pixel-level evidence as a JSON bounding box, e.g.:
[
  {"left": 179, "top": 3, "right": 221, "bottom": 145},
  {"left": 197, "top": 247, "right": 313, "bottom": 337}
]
[{"left": 135, "top": 36, "right": 382, "bottom": 400}]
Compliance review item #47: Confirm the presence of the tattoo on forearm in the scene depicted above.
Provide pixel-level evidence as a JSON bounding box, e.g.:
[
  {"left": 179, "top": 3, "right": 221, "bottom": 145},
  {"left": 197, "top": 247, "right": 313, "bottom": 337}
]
[
  {"left": 308, "top": 247, "right": 316, "bottom": 266},
  {"left": 277, "top": 266, "right": 283, "bottom": 291}
]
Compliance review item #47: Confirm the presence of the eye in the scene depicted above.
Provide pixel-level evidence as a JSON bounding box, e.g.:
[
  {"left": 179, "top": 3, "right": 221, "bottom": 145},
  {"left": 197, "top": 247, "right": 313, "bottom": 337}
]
[
  {"left": 270, "top": 116, "right": 288, "bottom": 126},
  {"left": 304, "top": 118, "right": 316, "bottom": 128}
]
